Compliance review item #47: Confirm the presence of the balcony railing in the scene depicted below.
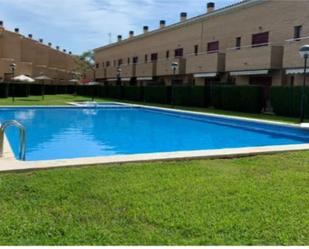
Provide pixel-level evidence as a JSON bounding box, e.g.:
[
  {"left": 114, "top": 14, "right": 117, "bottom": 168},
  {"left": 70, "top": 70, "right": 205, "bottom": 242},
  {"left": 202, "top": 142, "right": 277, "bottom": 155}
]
[
  {"left": 135, "top": 62, "right": 157, "bottom": 77},
  {"left": 105, "top": 66, "right": 118, "bottom": 79},
  {"left": 120, "top": 64, "right": 135, "bottom": 78},
  {"left": 283, "top": 36, "right": 309, "bottom": 69},
  {"left": 225, "top": 44, "right": 283, "bottom": 72},
  {"left": 156, "top": 57, "right": 186, "bottom": 76},
  {"left": 186, "top": 52, "right": 225, "bottom": 74}
]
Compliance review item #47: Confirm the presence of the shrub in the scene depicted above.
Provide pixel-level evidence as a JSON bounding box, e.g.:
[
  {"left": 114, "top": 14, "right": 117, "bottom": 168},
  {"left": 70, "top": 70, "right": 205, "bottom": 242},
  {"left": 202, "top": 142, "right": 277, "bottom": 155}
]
[
  {"left": 271, "top": 86, "right": 309, "bottom": 118},
  {"left": 172, "top": 86, "right": 209, "bottom": 107},
  {"left": 107, "top": 86, "right": 123, "bottom": 99},
  {"left": 213, "top": 85, "right": 263, "bottom": 113},
  {"left": 144, "top": 86, "right": 171, "bottom": 104},
  {"left": 123, "top": 86, "right": 143, "bottom": 101}
]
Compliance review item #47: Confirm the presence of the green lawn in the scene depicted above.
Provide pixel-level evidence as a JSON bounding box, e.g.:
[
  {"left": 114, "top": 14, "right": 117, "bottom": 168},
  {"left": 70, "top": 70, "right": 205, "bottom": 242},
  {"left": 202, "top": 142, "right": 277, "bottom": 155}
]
[
  {"left": 0, "top": 152, "right": 308, "bottom": 245},
  {"left": 0, "top": 94, "right": 308, "bottom": 245}
]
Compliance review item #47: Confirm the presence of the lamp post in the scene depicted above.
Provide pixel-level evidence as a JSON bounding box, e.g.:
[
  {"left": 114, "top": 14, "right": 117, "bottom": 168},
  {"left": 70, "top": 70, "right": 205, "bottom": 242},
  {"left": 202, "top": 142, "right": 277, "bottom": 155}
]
[
  {"left": 117, "top": 66, "right": 122, "bottom": 86},
  {"left": 299, "top": 45, "right": 309, "bottom": 123},
  {"left": 171, "top": 62, "right": 179, "bottom": 106},
  {"left": 10, "top": 63, "right": 16, "bottom": 102}
]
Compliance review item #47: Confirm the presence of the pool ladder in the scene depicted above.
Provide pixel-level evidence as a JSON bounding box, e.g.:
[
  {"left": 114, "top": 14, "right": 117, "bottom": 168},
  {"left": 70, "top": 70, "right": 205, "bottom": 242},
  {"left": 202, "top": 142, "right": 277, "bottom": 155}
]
[{"left": 0, "top": 120, "right": 26, "bottom": 161}]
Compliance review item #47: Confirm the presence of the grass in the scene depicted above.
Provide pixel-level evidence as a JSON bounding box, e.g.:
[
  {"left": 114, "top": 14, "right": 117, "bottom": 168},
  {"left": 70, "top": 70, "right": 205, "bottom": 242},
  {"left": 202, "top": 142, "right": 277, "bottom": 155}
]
[
  {"left": 0, "top": 94, "right": 306, "bottom": 123},
  {"left": 0, "top": 95, "right": 97, "bottom": 106},
  {"left": 0, "top": 94, "right": 308, "bottom": 245},
  {"left": 0, "top": 152, "right": 308, "bottom": 245}
]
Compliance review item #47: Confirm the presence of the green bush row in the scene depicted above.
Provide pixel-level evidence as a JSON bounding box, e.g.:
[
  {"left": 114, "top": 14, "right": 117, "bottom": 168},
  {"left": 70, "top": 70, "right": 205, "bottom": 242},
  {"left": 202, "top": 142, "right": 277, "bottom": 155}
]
[
  {"left": 78, "top": 85, "right": 264, "bottom": 113},
  {"left": 0, "top": 83, "right": 75, "bottom": 98},
  {"left": 271, "top": 87, "right": 309, "bottom": 118}
]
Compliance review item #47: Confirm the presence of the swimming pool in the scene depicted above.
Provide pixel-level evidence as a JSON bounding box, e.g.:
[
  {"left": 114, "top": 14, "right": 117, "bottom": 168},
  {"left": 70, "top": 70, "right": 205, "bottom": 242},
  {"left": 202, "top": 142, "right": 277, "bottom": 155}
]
[{"left": 1, "top": 105, "right": 309, "bottom": 162}]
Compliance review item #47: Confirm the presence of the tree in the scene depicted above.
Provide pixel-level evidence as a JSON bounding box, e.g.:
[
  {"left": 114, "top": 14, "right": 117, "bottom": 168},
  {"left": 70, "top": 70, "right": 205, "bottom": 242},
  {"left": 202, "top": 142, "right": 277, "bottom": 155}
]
[{"left": 74, "top": 50, "right": 96, "bottom": 81}]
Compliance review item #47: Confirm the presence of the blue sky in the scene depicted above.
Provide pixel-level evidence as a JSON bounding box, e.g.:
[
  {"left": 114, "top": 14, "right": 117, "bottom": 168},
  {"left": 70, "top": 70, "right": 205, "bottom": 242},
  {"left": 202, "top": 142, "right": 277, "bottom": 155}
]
[{"left": 0, "top": 0, "right": 239, "bottom": 55}]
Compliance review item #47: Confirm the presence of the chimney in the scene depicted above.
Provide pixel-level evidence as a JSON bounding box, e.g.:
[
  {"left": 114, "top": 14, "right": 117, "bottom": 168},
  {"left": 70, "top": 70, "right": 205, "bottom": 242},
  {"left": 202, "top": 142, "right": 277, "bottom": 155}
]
[
  {"left": 143, "top": 26, "right": 149, "bottom": 34},
  {"left": 117, "top": 35, "right": 122, "bottom": 42},
  {"left": 48, "top": 42, "right": 52, "bottom": 47},
  {"left": 160, "top": 20, "right": 166, "bottom": 29},
  {"left": 180, "top": 12, "right": 187, "bottom": 22},
  {"left": 129, "top": 31, "right": 134, "bottom": 38},
  {"left": 0, "top": 21, "right": 3, "bottom": 27},
  {"left": 39, "top": 38, "right": 43, "bottom": 43},
  {"left": 14, "top": 28, "right": 19, "bottom": 33},
  {"left": 28, "top": 34, "right": 33, "bottom": 39},
  {"left": 207, "top": 2, "right": 215, "bottom": 13},
  {"left": 56, "top": 46, "right": 60, "bottom": 50}
]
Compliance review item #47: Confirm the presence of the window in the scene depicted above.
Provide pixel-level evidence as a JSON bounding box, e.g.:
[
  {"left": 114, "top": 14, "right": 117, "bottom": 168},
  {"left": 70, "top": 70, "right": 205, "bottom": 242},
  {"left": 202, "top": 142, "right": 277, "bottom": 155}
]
[
  {"left": 207, "top": 41, "right": 219, "bottom": 53},
  {"left": 151, "top": 53, "right": 158, "bottom": 61},
  {"left": 252, "top": 32, "right": 269, "bottom": 47},
  {"left": 145, "top": 54, "right": 148, "bottom": 63},
  {"left": 133, "top": 56, "right": 138, "bottom": 64},
  {"left": 235, "top": 37, "right": 241, "bottom": 49},
  {"left": 118, "top": 59, "right": 123, "bottom": 66},
  {"left": 194, "top": 45, "right": 199, "bottom": 55},
  {"left": 102, "top": 62, "right": 105, "bottom": 68},
  {"left": 128, "top": 58, "right": 131, "bottom": 64},
  {"left": 166, "top": 50, "right": 170, "bottom": 58},
  {"left": 175, "top": 48, "right": 184, "bottom": 57},
  {"left": 294, "top": 25, "right": 302, "bottom": 40},
  {"left": 95, "top": 63, "right": 99, "bottom": 69},
  {"left": 106, "top": 61, "right": 110, "bottom": 67}
]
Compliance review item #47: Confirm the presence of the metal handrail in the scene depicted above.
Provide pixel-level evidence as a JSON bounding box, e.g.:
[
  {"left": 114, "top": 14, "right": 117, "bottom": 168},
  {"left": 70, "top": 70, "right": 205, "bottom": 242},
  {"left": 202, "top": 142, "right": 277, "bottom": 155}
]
[{"left": 0, "top": 120, "right": 26, "bottom": 161}]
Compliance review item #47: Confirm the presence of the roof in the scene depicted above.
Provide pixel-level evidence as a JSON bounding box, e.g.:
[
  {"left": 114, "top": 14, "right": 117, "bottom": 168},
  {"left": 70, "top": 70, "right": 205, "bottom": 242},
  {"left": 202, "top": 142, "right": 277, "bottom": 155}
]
[{"left": 94, "top": 0, "right": 264, "bottom": 52}]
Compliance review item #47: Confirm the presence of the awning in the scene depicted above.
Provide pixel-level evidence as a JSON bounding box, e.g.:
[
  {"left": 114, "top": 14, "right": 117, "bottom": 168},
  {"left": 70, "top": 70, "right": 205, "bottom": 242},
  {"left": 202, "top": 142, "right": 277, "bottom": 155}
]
[
  {"left": 137, "top": 77, "right": 153, "bottom": 81},
  {"left": 13, "top": 75, "right": 35, "bottom": 83},
  {"left": 286, "top": 68, "right": 309, "bottom": 75},
  {"left": 230, "top": 70, "right": 269, "bottom": 76},
  {"left": 194, "top": 73, "right": 217, "bottom": 78}
]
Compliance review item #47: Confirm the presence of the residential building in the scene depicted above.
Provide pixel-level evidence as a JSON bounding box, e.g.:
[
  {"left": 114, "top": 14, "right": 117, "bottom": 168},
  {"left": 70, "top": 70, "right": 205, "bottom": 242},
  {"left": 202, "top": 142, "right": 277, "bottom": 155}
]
[
  {"left": 0, "top": 22, "right": 78, "bottom": 83},
  {"left": 94, "top": 0, "right": 309, "bottom": 87}
]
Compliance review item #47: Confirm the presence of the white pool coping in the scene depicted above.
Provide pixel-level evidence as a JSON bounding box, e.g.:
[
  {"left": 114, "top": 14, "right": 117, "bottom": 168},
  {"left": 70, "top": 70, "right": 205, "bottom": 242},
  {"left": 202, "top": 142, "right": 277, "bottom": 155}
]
[{"left": 1, "top": 102, "right": 309, "bottom": 173}]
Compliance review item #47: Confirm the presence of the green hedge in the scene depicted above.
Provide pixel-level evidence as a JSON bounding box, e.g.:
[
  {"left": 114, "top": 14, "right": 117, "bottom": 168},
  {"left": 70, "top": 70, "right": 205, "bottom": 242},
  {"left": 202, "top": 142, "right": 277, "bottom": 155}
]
[
  {"left": 144, "top": 86, "right": 171, "bottom": 104},
  {"left": 0, "top": 84, "right": 9, "bottom": 98},
  {"left": 106, "top": 86, "right": 123, "bottom": 99},
  {"left": 172, "top": 86, "right": 209, "bottom": 107},
  {"left": 122, "top": 86, "right": 143, "bottom": 101},
  {"left": 271, "top": 87, "right": 309, "bottom": 118},
  {"left": 213, "top": 85, "right": 263, "bottom": 113}
]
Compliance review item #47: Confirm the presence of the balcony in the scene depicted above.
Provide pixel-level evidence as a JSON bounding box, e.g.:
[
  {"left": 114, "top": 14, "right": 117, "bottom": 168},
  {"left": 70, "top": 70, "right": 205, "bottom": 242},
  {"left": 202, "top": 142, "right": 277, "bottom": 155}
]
[
  {"left": 95, "top": 68, "right": 106, "bottom": 79},
  {"left": 225, "top": 45, "right": 283, "bottom": 72},
  {"left": 120, "top": 64, "right": 135, "bottom": 78},
  {"left": 105, "top": 66, "right": 118, "bottom": 79},
  {"left": 135, "top": 62, "right": 157, "bottom": 77},
  {"left": 283, "top": 37, "right": 309, "bottom": 69},
  {"left": 156, "top": 58, "right": 186, "bottom": 76},
  {"left": 186, "top": 52, "right": 225, "bottom": 74}
]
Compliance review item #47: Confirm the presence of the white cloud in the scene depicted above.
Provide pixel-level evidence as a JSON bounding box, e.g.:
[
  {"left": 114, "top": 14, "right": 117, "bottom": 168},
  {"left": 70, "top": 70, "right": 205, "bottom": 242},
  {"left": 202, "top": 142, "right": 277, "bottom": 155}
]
[{"left": 0, "top": 0, "right": 238, "bottom": 54}]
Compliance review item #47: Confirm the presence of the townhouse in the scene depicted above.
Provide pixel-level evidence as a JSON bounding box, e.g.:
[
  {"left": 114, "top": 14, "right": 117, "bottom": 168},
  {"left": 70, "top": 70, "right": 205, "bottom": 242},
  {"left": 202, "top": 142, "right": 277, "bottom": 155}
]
[
  {"left": 0, "top": 22, "right": 77, "bottom": 83},
  {"left": 94, "top": 0, "right": 309, "bottom": 87}
]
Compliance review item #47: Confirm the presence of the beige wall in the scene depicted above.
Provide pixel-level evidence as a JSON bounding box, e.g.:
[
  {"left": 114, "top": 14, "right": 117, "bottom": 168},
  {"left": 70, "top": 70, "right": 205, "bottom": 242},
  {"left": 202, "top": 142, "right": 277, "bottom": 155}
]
[
  {"left": 0, "top": 26, "right": 78, "bottom": 82},
  {"left": 94, "top": 0, "right": 309, "bottom": 86}
]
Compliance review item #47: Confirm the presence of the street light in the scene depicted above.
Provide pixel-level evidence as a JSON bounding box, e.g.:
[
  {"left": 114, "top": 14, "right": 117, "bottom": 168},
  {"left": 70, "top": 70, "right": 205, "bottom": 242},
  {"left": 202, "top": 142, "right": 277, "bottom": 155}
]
[
  {"left": 299, "top": 45, "right": 309, "bottom": 123},
  {"left": 171, "top": 62, "right": 179, "bottom": 106},
  {"left": 117, "top": 66, "right": 122, "bottom": 86},
  {"left": 9, "top": 63, "right": 16, "bottom": 102}
]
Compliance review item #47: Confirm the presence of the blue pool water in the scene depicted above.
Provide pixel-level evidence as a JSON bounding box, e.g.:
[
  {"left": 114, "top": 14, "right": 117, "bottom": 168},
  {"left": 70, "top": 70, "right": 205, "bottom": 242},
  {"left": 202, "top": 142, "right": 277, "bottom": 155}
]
[{"left": 1, "top": 106, "right": 309, "bottom": 161}]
